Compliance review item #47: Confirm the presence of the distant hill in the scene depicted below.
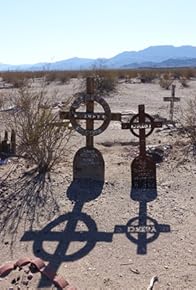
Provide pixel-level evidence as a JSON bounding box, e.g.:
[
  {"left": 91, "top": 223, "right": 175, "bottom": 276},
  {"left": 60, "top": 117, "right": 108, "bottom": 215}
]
[{"left": 1, "top": 45, "right": 196, "bottom": 71}]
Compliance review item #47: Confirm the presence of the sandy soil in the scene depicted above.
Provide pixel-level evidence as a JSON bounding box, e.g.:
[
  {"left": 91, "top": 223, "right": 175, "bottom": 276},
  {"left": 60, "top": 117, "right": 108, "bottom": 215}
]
[{"left": 0, "top": 78, "right": 195, "bottom": 289}]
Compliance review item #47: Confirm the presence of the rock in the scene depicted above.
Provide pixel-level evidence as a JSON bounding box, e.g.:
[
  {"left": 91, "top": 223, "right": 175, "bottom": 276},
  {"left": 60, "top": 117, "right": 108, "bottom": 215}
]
[
  {"left": 27, "top": 273, "right": 33, "bottom": 280},
  {"left": 22, "top": 280, "right": 28, "bottom": 286},
  {"left": 146, "top": 144, "right": 172, "bottom": 163}
]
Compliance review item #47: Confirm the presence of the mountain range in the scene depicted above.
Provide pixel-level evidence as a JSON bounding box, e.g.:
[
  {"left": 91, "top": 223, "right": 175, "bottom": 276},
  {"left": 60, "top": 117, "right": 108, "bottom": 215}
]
[{"left": 1, "top": 45, "right": 196, "bottom": 71}]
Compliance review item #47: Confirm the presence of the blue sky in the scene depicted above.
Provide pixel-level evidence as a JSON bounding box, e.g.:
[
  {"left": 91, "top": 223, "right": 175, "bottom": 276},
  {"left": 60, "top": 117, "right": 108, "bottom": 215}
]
[{"left": 0, "top": 0, "right": 196, "bottom": 64}]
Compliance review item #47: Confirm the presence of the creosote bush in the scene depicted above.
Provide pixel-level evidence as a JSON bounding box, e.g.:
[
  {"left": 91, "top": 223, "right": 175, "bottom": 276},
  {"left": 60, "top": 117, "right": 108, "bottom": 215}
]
[
  {"left": 181, "top": 96, "right": 196, "bottom": 154},
  {"left": 10, "top": 82, "right": 72, "bottom": 174},
  {"left": 159, "top": 74, "right": 173, "bottom": 90},
  {"left": 179, "top": 77, "right": 189, "bottom": 88},
  {"left": 138, "top": 71, "right": 157, "bottom": 83},
  {"left": 91, "top": 69, "right": 117, "bottom": 95}
]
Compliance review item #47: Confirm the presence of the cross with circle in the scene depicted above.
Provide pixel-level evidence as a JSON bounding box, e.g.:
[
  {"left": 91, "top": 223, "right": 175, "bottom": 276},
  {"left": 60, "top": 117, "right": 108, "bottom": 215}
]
[
  {"left": 59, "top": 77, "right": 121, "bottom": 148},
  {"left": 122, "top": 104, "right": 162, "bottom": 156},
  {"left": 122, "top": 105, "right": 162, "bottom": 193},
  {"left": 21, "top": 202, "right": 113, "bottom": 287}
]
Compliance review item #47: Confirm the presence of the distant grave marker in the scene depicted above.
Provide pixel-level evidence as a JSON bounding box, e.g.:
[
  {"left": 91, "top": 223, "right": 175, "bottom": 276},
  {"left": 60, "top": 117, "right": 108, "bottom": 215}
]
[
  {"left": 122, "top": 105, "right": 162, "bottom": 201},
  {"left": 163, "top": 84, "right": 180, "bottom": 122},
  {"left": 0, "top": 129, "right": 16, "bottom": 160}
]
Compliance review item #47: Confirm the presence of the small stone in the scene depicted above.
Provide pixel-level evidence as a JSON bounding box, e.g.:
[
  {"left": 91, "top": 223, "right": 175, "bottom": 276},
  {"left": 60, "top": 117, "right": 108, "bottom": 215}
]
[
  {"left": 24, "top": 266, "right": 30, "bottom": 274},
  {"left": 22, "top": 280, "right": 28, "bottom": 286},
  {"left": 27, "top": 273, "right": 33, "bottom": 280},
  {"left": 11, "top": 278, "right": 17, "bottom": 284}
]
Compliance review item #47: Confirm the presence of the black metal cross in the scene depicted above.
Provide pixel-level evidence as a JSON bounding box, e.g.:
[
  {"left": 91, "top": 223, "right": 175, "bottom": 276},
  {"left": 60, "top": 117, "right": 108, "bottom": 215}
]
[
  {"left": 122, "top": 104, "right": 162, "bottom": 156},
  {"left": 59, "top": 77, "right": 121, "bottom": 148}
]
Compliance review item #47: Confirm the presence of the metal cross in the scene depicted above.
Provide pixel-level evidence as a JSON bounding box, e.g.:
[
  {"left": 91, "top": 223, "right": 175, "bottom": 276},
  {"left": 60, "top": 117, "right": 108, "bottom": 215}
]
[
  {"left": 122, "top": 104, "right": 162, "bottom": 156},
  {"left": 59, "top": 77, "right": 121, "bottom": 148}
]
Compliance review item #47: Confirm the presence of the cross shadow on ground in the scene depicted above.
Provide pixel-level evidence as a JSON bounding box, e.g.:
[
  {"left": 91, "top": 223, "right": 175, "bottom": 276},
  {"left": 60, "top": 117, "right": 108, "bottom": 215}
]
[
  {"left": 21, "top": 178, "right": 114, "bottom": 288},
  {"left": 115, "top": 185, "right": 171, "bottom": 254},
  {"left": 21, "top": 179, "right": 171, "bottom": 288}
]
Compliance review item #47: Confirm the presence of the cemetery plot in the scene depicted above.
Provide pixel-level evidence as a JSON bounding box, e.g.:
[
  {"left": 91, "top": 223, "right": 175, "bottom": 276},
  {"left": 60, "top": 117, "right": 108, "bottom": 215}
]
[{"left": 0, "top": 75, "right": 195, "bottom": 290}]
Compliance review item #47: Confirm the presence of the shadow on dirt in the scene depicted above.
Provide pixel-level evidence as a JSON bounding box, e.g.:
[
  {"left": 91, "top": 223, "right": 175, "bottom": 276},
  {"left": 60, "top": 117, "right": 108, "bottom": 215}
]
[
  {"left": 115, "top": 200, "right": 170, "bottom": 255},
  {"left": 0, "top": 166, "right": 60, "bottom": 245},
  {"left": 21, "top": 177, "right": 171, "bottom": 288},
  {"left": 21, "top": 178, "right": 113, "bottom": 287}
]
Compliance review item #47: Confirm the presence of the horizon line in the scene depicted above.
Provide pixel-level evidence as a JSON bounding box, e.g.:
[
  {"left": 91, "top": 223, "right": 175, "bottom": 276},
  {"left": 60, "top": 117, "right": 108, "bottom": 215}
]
[{"left": 1, "top": 44, "right": 196, "bottom": 66}]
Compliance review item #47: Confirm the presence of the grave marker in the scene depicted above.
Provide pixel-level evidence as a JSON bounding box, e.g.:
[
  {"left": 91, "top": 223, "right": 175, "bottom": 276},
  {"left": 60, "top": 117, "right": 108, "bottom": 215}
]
[
  {"left": 163, "top": 84, "right": 180, "bottom": 121},
  {"left": 0, "top": 129, "right": 16, "bottom": 158},
  {"left": 122, "top": 105, "right": 162, "bottom": 200},
  {"left": 59, "top": 77, "right": 121, "bottom": 182}
]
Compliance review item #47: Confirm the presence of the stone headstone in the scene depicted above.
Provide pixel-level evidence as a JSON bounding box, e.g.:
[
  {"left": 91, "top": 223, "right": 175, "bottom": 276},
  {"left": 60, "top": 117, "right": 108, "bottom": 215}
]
[
  {"left": 131, "top": 155, "right": 157, "bottom": 202},
  {"left": 73, "top": 147, "right": 104, "bottom": 182}
]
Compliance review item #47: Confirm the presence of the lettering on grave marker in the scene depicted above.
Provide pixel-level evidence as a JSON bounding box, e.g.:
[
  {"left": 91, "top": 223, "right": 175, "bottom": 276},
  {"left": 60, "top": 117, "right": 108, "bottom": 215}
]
[
  {"left": 59, "top": 77, "right": 122, "bottom": 182},
  {"left": 73, "top": 147, "right": 104, "bottom": 181},
  {"left": 69, "top": 94, "right": 111, "bottom": 137}
]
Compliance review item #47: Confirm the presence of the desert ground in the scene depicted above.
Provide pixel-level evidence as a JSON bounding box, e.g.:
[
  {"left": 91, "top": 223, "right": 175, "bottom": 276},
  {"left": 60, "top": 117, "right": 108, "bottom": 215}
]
[{"left": 0, "top": 76, "right": 195, "bottom": 289}]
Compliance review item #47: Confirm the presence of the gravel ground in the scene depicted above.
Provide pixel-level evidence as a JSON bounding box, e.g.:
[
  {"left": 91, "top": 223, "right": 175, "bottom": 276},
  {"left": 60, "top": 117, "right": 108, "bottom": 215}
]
[{"left": 0, "top": 79, "right": 195, "bottom": 289}]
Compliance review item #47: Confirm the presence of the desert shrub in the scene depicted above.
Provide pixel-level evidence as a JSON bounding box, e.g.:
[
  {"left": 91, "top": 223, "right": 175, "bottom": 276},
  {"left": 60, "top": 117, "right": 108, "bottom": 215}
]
[
  {"left": 57, "top": 72, "right": 70, "bottom": 84},
  {"left": 179, "top": 77, "right": 189, "bottom": 88},
  {"left": 180, "top": 69, "right": 195, "bottom": 79},
  {"left": 138, "top": 70, "right": 157, "bottom": 83},
  {"left": 181, "top": 96, "right": 196, "bottom": 154},
  {"left": 2, "top": 72, "right": 26, "bottom": 88},
  {"left": 44, "top": 71, "right": 70, "bottom": 84},
  {"left": 0, "top": 92, "right": 5, "bottom": 109},
  {"left": 171, "top": 70, "right": 182, "bottom": 80},
  {"left": 91, "top": 69, "right": 117, "bottom": 95},
  {"left": 159, "top": 74, "right": 173, "bottom": 90},
  {"left": 9, "top": 82, "right": 72, "bottom": 173},
  {"left": 45, "top": 71, "right": 57, "bottom": 83},
  {"left": 172, "top": 68, "right": 196, "bottom": 80}
]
